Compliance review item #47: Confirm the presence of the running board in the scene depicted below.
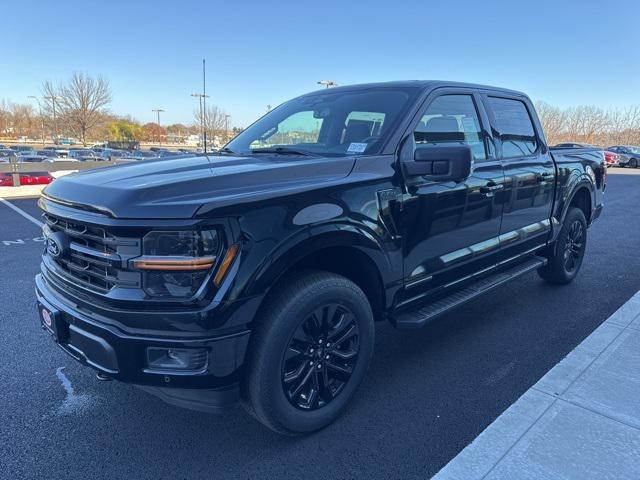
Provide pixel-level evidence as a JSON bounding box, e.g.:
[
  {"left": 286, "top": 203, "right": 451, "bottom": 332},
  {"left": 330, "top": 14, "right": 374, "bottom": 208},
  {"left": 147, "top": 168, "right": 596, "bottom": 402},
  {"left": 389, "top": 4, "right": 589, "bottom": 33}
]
[{"left": 393, "top": 256, "right": 547, "bottom": 330}]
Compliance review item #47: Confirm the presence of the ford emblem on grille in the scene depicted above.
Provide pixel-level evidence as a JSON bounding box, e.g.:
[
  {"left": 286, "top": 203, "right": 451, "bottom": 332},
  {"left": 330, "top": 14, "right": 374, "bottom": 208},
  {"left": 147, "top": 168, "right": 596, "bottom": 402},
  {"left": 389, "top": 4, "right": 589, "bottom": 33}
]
[{"left": 46, "top": 231, "right": 69, "bottom": 259}]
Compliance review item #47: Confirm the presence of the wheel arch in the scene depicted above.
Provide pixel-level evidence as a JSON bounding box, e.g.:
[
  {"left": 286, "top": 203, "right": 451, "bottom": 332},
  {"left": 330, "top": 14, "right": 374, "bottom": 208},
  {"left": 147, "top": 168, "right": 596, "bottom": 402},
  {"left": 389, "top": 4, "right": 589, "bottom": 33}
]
[
  {"left": 556, "top": 172, "right": 596, "bottom": 227},
  {"left": 563, "top": 182, "right": 594, "bottom": 226},
  {"left": 246, "top": 224, "right": 398, "bottom": 323}
]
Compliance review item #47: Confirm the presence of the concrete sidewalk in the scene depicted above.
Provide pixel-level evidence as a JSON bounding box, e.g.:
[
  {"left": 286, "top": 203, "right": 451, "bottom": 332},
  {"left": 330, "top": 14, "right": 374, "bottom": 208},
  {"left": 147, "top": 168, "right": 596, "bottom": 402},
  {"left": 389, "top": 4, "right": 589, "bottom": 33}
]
[
  {"left": 434, "top": 291, "right": 640, "bottom": 480},
  {"left": 0, "top": 185, "right": 45, "bottom": 199},
  {"left": 0, "top": 171, "right": 74, "bottom": 199}
]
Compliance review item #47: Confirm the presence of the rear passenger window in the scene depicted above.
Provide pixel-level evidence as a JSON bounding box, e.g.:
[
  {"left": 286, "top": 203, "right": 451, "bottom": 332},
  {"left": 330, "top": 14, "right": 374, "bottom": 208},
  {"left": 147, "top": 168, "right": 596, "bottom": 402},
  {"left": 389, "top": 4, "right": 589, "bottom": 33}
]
[
  {"left": 487, "top": 97, "right": 537, "bottom": 158},
  {"left": 415, "top": 95, "right": 486, "bottom": 160}
]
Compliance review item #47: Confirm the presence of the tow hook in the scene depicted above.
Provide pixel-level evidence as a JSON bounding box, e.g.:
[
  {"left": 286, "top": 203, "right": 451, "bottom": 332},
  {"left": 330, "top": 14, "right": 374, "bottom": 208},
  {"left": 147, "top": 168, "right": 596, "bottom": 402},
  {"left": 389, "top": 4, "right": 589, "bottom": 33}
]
[{"left": 96, "top": 372, "right": 113, "bottom": 382}]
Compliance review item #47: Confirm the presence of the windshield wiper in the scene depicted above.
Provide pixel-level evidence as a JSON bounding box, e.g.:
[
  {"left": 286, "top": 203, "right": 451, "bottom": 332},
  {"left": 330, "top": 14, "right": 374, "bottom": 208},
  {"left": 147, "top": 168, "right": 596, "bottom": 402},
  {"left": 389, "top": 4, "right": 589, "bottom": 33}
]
[
  {"left": 251, "top": 146, "right": 317, "bottom": 157},
  {"left": 218, "top": 147, "right": 239, "bottom": 155}
]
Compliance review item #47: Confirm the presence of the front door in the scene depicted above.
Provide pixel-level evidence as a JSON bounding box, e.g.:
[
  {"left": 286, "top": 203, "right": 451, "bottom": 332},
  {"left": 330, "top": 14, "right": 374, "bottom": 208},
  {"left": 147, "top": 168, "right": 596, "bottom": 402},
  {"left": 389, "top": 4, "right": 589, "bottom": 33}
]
[
  {"left": 400, "top": 92, "right": 505, "bottom": 305},
  {"left": 482, "top": 95, "right": 555, "bottom": 262}
]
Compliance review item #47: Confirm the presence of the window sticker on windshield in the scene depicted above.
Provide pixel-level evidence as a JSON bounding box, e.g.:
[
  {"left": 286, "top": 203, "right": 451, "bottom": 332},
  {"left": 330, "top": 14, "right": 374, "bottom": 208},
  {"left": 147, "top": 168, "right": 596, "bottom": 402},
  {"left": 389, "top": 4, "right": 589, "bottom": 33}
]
[{"left": 347, "top": 142, "right": 367, "bottom": 153}]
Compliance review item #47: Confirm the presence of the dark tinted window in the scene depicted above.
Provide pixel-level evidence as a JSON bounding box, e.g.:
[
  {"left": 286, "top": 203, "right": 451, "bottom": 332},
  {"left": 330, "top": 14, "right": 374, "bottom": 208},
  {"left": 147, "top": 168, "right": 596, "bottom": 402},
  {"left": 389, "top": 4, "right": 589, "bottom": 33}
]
[
  {"left": 488, "top": 97, "right": 537, "bottom": 158},
  {"left": 415, "top": 94, "right": 486, "bottom": 160}
]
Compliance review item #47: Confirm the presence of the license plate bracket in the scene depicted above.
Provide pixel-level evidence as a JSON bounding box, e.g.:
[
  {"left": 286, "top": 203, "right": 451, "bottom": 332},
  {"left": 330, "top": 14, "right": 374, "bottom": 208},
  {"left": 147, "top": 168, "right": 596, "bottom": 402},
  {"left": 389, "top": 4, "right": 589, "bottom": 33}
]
[{"left": 38, "top": 303, "right": 68, "bottom": 343}]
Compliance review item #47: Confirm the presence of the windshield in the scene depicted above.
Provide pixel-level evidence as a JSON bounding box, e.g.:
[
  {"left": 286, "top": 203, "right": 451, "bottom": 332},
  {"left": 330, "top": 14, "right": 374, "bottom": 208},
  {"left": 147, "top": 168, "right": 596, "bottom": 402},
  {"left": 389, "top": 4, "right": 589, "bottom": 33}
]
[{"left": 226, "top": 86, "right": 420, "bottom": 157}]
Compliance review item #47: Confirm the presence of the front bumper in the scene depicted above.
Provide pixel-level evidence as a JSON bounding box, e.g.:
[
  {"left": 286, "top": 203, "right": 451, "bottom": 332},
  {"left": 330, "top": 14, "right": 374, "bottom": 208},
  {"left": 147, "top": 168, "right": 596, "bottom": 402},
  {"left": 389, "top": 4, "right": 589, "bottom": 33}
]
[{"left": 35, "top": 273, "right": 251, "bottom": 412}]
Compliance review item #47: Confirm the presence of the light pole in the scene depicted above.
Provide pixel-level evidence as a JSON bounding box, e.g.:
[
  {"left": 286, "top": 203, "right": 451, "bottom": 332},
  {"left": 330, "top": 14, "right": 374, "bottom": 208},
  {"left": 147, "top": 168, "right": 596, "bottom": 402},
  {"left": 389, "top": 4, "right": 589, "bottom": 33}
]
[
  {"left": 43, "top": 94, "right": 59, "bottom": 141},
  {"left": 191, "top": 93, "right": 209, "bottom": 150},
  {"left": 152, "top": 108, "right": 164, "bottom": 145},
  {"left": 317, "top": 80, "right": 337, "bottom": 89},
  {"left": 224, "top": 114, "right": 231, "bottom": 142},
  {"left": 27, "top": 96, "right": 45, "bottom": 147}
]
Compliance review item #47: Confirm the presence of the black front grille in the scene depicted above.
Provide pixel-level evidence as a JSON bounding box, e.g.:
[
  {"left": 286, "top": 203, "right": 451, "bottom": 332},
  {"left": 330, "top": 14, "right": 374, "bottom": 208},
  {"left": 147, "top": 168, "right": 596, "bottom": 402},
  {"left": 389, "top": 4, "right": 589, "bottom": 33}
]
[{"left": 43, "top": 212, "right": 141, "bottom": 294}]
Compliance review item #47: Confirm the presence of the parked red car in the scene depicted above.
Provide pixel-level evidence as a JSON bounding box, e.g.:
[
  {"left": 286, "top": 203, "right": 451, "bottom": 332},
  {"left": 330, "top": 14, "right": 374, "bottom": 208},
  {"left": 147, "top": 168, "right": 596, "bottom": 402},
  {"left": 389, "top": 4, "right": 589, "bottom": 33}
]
[
  {"left": 604, "top": 150, "right": 620, "bottom": 167},
  {"left": 0, "top": 172, "right": 54, "bottom": 186}
]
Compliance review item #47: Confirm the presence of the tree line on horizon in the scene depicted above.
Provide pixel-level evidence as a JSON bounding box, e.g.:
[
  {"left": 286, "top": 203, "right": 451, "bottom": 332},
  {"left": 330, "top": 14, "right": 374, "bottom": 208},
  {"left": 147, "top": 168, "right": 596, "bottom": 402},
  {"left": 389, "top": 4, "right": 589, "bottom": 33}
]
[
  {"left": 2, "top": 72, "right": 640, "bottom": 148},
  {"left": 0, "top": 72, "right": 239, "bottom": 145},
  {"left": 534, "top": 101, "right": 640, "bottom": 147}
]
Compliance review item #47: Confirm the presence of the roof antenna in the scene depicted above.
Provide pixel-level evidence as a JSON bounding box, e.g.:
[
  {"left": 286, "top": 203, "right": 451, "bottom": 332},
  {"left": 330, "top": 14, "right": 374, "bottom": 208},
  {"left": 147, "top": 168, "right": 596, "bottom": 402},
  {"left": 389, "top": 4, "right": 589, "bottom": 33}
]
[{"left": 202, "top": 58, "right": 207, "bottom": 154}]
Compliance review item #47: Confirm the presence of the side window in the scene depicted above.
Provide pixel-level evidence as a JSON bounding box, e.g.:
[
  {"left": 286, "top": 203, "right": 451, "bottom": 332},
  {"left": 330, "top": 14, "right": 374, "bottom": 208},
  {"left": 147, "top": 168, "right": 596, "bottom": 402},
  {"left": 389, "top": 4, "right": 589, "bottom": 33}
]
[
  {"left": 414, "top": 95, "right": 486, "bottom": 160},
  {"left": 487, "top": 97, "right": 537, "bottom": 158}
]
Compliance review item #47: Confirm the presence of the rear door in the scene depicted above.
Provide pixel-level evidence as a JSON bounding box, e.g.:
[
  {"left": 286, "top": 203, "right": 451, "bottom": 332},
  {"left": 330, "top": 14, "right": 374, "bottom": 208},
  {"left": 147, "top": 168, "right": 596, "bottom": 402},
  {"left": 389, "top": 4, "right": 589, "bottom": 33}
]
[
  {"left": 400, "top": 90, "right": 505, "bottom": 303},
  {"left": 483, "top": 95, "right": 555, "bottom": 261}
]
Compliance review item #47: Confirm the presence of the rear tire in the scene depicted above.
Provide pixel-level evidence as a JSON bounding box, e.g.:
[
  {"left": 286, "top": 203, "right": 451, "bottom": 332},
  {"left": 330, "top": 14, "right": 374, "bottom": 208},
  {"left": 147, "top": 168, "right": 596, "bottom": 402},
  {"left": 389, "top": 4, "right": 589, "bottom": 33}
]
[
  {"left": 630, "top": 158, "right": 638, "bottom": 168},
  {"left": 538, "top": 207, "right": 587, "bottom": 284},
  {"left": 241, "top": 271, "right": 374, "bottom": 435}
]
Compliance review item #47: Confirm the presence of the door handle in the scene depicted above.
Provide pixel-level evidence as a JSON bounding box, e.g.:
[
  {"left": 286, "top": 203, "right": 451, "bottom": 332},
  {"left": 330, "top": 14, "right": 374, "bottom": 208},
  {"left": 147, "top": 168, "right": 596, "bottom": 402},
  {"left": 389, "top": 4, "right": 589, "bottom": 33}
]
[{"left": 480, "top": 184, "right": 504, "bottom": 193}]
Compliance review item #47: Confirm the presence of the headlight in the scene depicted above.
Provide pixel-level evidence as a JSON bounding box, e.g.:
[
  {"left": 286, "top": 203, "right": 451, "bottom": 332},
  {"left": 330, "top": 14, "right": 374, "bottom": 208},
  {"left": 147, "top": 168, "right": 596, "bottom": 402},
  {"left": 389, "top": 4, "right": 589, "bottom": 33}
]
[
  {"left": 142, "top": 230, "right": 219, "bottom": 258},
  {"left": 134, "top": 229, "right": 221, "bottom": 299}
]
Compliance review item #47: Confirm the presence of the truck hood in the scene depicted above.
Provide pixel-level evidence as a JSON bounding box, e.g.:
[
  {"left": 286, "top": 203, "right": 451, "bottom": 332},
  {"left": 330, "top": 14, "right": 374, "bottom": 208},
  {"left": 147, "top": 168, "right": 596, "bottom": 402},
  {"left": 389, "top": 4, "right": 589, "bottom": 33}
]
[{"left": 43, "top": 154, "right": 355, "bottom": 219}]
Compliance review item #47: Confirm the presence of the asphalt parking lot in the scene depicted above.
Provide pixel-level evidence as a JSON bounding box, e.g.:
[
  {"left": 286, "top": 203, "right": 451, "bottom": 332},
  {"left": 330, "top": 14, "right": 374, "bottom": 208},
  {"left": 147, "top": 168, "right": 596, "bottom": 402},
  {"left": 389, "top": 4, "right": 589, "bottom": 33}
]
[{"left": 1, "top": 170, "right": 640, "bottom": 480}]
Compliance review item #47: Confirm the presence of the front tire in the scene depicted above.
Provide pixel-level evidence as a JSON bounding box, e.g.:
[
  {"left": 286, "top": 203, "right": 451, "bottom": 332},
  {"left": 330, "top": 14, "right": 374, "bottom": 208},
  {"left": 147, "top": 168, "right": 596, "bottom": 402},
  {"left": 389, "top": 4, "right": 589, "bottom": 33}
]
[
  {"left": 538, "top": 207, "right": 587, "bottom": 284},
  {"left": 241, "top": 271, "right": 374, "bottom": 435},
  {"left": 630, "top": 158, "right": 638, "bottom": 168}
]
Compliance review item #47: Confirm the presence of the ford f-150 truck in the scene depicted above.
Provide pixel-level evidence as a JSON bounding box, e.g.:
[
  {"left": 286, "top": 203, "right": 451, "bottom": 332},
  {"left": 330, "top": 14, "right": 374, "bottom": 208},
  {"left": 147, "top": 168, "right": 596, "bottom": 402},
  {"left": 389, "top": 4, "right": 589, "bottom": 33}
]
[{"left": 35, "top": 81, "right": 605, "bottom": 434}]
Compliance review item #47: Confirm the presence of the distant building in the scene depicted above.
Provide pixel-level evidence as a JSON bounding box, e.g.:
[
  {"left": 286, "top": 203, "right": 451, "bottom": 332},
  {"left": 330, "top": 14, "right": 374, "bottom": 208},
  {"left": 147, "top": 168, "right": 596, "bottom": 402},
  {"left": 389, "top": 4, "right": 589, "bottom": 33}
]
[{"left": 185, "top": 134, "right": 200, "bottom": 146}]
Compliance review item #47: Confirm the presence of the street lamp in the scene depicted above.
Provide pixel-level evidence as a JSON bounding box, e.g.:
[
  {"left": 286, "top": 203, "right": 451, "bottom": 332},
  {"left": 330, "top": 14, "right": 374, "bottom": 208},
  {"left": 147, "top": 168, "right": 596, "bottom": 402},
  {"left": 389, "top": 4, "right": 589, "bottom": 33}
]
[
  {"left": 43, "top": 94, "right": 59, "bottom": 141},
  {"left": 152, "top": 108, "right": 164, "bottom": 145},
  {"left": 27, "top": 96, "right": 45, "bottom": 147},
  {"left": 191, "top": 93, "right": 209, "bottom": 150},
  {"left": 224, "top": 114, "right": 231, "bottom": 142},
  {"left": 317, "top": 80, "right": 337, "bottom": 89}
]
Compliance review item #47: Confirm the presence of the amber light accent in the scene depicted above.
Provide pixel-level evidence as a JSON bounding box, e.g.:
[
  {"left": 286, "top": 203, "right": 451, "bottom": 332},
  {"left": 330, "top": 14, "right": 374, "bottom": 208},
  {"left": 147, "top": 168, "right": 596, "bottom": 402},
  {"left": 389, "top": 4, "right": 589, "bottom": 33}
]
[
  {"left": 214, "top": 243, "right": 240, "bottom": 286},
  {"left": 134, "top": 256, "right": 216, "bottom": 271}
]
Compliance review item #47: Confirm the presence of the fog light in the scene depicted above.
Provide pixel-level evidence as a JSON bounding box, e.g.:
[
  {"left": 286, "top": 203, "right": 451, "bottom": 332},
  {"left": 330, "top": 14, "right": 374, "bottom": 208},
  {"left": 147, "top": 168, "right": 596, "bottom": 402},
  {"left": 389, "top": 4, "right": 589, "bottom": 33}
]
[{"left": 146, "top": 347, "right": 208, "bottom": 372}]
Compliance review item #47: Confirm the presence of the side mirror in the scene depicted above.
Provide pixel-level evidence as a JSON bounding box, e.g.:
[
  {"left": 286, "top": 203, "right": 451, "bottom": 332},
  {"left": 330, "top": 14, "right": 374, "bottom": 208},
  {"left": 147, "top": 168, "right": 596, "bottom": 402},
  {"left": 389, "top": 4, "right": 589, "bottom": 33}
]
[{"left": 403, "top": 144, "right": 473, "bottom": 181}]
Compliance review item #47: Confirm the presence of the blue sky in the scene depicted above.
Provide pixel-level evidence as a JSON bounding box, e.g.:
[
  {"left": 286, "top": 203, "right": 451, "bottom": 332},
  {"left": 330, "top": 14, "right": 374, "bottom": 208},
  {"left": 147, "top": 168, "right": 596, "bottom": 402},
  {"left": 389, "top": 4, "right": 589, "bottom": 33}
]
[{"left": 1, "top": 0, "right": 638, "bottom": 127}]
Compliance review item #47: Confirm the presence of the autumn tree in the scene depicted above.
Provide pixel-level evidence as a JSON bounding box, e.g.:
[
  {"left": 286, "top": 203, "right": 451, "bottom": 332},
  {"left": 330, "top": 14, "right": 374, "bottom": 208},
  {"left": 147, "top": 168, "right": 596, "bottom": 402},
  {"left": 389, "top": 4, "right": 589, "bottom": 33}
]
[
  {"left": 108, "top": 120, "right": 144, "bottom": 141},
  {"left": 143, "top": 122, "right": 167, "bottom": 143}
]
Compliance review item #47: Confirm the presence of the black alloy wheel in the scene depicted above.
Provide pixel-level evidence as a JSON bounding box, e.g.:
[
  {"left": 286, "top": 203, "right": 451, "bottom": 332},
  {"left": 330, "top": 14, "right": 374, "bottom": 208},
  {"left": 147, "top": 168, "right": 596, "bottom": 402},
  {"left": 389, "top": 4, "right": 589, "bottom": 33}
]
[
  {"left": 538, "top": 207, "right": 587, "bottom": 284},
  {"left": 563, "top": 220, "right": 585, "bottom": 273},
  {"left": 281, "top": 303, "right": 359, "bottom": 410},
  {"left": 241, "top": 271, "right": 374, "bottom": 434}
]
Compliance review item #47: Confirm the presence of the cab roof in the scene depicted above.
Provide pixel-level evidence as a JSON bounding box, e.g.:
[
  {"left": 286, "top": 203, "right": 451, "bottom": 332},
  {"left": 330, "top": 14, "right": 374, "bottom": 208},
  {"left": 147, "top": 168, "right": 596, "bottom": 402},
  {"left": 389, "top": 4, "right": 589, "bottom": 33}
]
[{"left": 304, "top": 80, "right": 527, "bottom": 98}]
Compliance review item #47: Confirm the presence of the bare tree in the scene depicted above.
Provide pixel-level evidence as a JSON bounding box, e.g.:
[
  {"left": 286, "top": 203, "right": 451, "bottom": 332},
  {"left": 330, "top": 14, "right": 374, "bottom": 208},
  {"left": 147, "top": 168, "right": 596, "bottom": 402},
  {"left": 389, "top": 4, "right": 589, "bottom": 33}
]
[
  {"left": 535, "top": 100, "right": 640, "bottom": 147},
  {"left": 9, "top": 103, "right": 36, "bottom": 137},
  {"left": 42, "top": 73, "right": 112, "bottom": 145},
  {"left": 194, "top": 104, "right": 228, "bottom": 146},
  {"left": 535, "top": 101, "right": 566, "bottom": 145}
]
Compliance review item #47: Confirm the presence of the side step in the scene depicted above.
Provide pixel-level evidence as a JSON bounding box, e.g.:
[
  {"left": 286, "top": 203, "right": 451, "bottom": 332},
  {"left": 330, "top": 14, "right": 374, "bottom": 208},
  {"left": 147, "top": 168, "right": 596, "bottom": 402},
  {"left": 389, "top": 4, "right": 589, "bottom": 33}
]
[{"left": 393, "top": 256, "right": 547, "bottom": 330}]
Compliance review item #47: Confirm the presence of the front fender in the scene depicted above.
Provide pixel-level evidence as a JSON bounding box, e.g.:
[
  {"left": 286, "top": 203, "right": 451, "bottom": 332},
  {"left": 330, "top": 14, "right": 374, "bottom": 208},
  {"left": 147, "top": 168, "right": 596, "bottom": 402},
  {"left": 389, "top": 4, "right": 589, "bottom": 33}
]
[{"left": 244, "top": 221, "right": 400, "bottom": 299}]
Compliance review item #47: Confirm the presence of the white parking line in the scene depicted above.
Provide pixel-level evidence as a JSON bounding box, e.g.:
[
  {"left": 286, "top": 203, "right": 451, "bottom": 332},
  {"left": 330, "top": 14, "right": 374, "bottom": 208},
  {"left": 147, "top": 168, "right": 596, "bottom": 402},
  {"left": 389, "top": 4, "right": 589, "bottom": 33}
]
[{"left": 0, "top": 197, "right": 43, "bottom": 228}]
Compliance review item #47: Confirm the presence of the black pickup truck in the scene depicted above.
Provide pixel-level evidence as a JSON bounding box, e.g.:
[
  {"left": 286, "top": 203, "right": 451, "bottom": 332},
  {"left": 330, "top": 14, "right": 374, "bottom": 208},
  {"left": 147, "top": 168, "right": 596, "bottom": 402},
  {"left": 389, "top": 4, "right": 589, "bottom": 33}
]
[{"left": 35, "top": 81, "right": 605, "bottom": 434}]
